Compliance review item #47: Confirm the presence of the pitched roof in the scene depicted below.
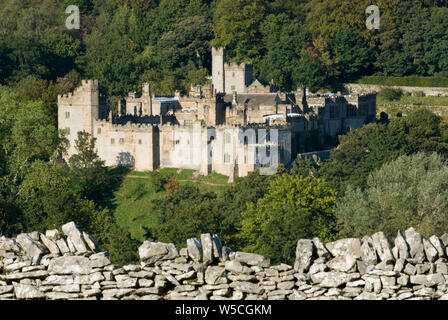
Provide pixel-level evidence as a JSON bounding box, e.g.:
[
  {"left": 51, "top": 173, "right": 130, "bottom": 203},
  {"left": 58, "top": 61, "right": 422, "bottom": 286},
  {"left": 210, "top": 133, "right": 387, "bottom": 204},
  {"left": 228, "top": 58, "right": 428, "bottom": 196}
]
[{"left": 223, "top": 93, "right": 281, "bottom": 109}]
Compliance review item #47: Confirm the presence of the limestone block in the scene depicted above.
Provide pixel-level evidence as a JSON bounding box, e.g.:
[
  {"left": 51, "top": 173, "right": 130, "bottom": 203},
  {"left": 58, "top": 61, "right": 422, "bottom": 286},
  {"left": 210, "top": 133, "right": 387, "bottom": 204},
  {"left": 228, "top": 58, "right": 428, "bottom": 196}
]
[
  {"left": 294, "top": 239, "right": 314, "bottom": 273},
  {"left": 371, "top": 232, "right": 394, "bottom": 263},
  {"left": 312, "top": 237, "right": 332, "bottom": 260},
  {"left": 423, "top": 238, "right": 438, "bottom": 263},
  {"left": 360, "top": 236, "right": 378, "bottom": 265},
  {"left": 40, "top": 234, "right": 60, "bottom": 255},
  {"left": 325, "top": 238, "right": 362, "bottom": 260},
  {"left": 225, "top": 261, "right": 253, "bottom": 275},
  {"left": 187, "top": 238, "right": 203, "bottom": 263},
  {"left": 234, "top": 251, "right": 270, "bottom": 268},
  {"left": 205, "top": 266, "right": 226, "bottom": 285},
  {"left": 48, "top": 256, "right": 93, "bottom": 275},
  {"left": 327, "top": 255, "right": 356, "bottom": 273},
  {"left": 13, "top": 283, "right": 45, "bottom": 299},
  {"left": 15, "top": 234, "right": 47, "bottom": 263},
  {"left": 200, "top": 233, "right": 213, "bottom": 265},
  {"left": 62, "top": 222, "right": 88, "bottom": 253},
  {"left": 405, "top": 228, "right": 426, "bottom": 263},
  {"left": 138, "top": 241, "right": 178, "bottom": 266}
]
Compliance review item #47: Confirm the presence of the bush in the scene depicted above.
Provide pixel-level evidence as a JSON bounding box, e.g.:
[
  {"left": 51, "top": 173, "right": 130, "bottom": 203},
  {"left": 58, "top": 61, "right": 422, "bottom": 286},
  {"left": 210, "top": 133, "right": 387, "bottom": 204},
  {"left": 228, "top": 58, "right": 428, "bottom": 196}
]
[
  {"left": 150, "top": 171, "right": 167, "bottom": 193},
  {"left": 412, "top": 90, "right": 425, "bottom": 97},
  {"left": 379, "top": 88, "right": 403, "bottom": 101},
  {"left": 335, "top": 153, "right": 448, "bottom": 238}
]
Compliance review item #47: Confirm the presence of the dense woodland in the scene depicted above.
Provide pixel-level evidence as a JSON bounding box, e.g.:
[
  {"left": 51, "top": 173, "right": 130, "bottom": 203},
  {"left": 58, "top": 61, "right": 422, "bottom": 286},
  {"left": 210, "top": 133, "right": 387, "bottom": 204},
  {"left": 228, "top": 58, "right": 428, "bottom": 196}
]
[{"left": 2, "top": 0, "right": 448, "bottom": 264}]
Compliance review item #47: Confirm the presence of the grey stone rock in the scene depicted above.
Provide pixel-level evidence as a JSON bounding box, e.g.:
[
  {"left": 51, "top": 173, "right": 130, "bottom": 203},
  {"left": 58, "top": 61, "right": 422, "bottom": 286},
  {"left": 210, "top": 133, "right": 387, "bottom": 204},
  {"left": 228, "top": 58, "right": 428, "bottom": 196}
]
[
  {"left": 429, "top": 235, "right": 445, "bottom": 258},
  {"left": 15, "top": 234, "right": 47, "bottom": 263},
  {"left": 346, "top": 280, "right": 365, "bottom": 287},
  {"left": 327, "top": 255, "right": 356, "bottom": 272},
  {"left": 0, "top": 286, "right": 13, "bottom": 295},
  {"left": 1, "top": 270, "right": 48, "bottom": 281},
  {"left": 45, "top": 229, "right": 61, "bottom": 241},
  {"left": 0, "top": 237, "right": 21, "bottom": 252},
  {"left": 440, "top": 233, "right": 448, "bottom": 247},
  {"left": 371, "top": 232, "right": 394, "bottom": 263},
  {"left": 416, "top": 263, "right": 431, "bottom": 274},
  {"left": 179, "top": 248, "right": 188, "bottom": 257},
  {"left": 405, "top": 228, "right": 426, "bottom": 263},
  {"left": 45, "top": 292, "right": 80, "bottom": 300},
  {"left": 311, "top": 272, "right": 360, "bottom": 288},
  {"left": 277, "top": 281, "right": 295, "bottom": 290},
  {"left": 83, "top": 232, "right": 101, "bottom": 253},
  {"left": 56, "top": 238, "right": 70, "bottom": 255},
  {"left": 48, "top": 256, "right": 92, "bottom": 275},
  {"left": 115, "top": 275, "right": 138, "bottom": 288},
  {"left": 312, "top": 237, "right": 331, "bottom": 260},
  {"left": 423, "top": 238, "right": 438, "bottom": 262},
  {"left": 360, "top": 236, "right": 378, "bottom": 265},
  {"left": 394, "top": 258, "right": 406, "bottom": 272},
  {"left": 229, "top": 281, "right": 264, "bottom": 295},
  {"left": 436, "top": 261, "right": 448, "bottom": 275},
  {"left": 129, "top": 270, "right": 155, "bottom": 279},
  {"left": 53, "top": 284, "right": 80, "bottom": 293},
  {"left": 102, "top": 289, "right": 135, "bottom": 298},
  {"left": 200, "top": 233, "right": 213, "bottom": 265},
  {"left": 309, "top": 263, "right": 329, "bottom": 274},
  {"left": 294, "top": 239, "right": 314, "bottom": 273},
  {"left": 187, "top": 238, "right": 203, "bottom": 263},
  {"left": 27, "top": 232, "right": 40, "bottom": 242},
  {"left": 403, "top": 263, "right": 417, "bottom": 275},
  {"left": 380, "top": 276, "right": 396, "bottom": 287},
  {"left": 288, "top": 290, "right": 307, "bottom": 300},
  {"left": 225, "top": 260, "right": 253, "bottom": 275},
  {"left": 205, "top": 266, "right": 226, "bottom": 285},
  {"left": 5, "top": 260, "right": 31, "bottom": 272},
  {"left": 138, "top": 279, "right": 154, "bottom": 288},
  {"left": 376, "top": 261, "right": 394, "bottom": 271},
  {"left": 362, "top": 275, "right": 382, "bottom": 293},
  {"left": 139, "top": 241, "right": 178, "bottom": 266},
  {"left": 234, "top": 252, "right": 270, "bottom": 268},
  {"left": 397, "top": 274, "right": 409, "bottom": 286},
  {"left": 13, "top": 283, "right": 45, "bottom": 299},
  {"left": 62, "top": 222, "right": 88, "bottom": 253},
  {"left": 326, "top": 238, "right": 362, "bottom": 260},
  {"left": 66, "top": 236, "right": 76, "bottom": 253},
  {"left": 394, "top": 230, "right": 410, "bottom": 260},
  {"left": 89, "top": 252, "right": 111, "bottom": 268},
  {"left": 211, "top": 234, "right": 223, "bottom": 260},
  {"left": 40, "top": 234, "right": 60, "bottom": 255}
]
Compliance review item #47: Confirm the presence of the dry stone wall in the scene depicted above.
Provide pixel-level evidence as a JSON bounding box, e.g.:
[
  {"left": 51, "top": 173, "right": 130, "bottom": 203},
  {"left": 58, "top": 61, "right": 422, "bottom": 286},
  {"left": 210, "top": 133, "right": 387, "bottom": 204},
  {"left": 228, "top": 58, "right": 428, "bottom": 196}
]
[{"left": 2, "top": 222, "right": 448, "bottom": 300}]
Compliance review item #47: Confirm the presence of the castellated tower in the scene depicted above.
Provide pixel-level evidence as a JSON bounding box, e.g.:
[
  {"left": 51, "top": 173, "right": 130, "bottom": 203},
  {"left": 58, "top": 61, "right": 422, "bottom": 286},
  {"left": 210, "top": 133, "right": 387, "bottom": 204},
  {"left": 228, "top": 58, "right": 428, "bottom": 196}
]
[
  {"left": 212, "top": 47, "right": 226, "bottom": 93},
  {"left": 58, "top": 80, "right": 100, "bottom": 157}
]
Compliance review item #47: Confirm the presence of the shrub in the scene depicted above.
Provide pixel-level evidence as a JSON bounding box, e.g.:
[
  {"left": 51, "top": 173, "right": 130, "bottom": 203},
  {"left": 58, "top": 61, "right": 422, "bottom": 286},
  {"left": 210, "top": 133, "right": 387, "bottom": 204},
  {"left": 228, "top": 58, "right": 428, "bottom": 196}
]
[
  {"left": 335, "top": 153, "right": 448, "bottom": 238},
  {"left": 379, "top": 88, "right": 403, "bottom": 101}
]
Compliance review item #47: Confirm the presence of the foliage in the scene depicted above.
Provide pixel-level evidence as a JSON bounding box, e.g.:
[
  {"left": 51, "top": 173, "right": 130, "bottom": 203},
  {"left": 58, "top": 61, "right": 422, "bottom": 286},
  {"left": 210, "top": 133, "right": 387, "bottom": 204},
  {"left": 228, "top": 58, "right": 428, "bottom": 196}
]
[
  {"left": 152, "top": 185, "right": 222, "bottom": 248},
  {"left": 68, "top": 132, "right": 110, "bottom": 204},
  {"left": 379, "top": 88, "right": 404, "bottom": 101},
  {"left": 319, "top": 123, "right": 406, "bottom": 193},
  {"left": 336, "top": 153, "right": 448, "bottom": 238},
  {"left": 239, "top": 173, "right": 337, "bottom": 264}
]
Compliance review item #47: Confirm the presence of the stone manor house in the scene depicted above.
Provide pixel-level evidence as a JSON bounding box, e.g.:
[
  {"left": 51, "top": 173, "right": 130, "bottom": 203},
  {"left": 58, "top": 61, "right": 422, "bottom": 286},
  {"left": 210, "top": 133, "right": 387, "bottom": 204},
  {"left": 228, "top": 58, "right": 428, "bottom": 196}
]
[{"left": 58, "top": 47, "right": 376, "bottom": 179}]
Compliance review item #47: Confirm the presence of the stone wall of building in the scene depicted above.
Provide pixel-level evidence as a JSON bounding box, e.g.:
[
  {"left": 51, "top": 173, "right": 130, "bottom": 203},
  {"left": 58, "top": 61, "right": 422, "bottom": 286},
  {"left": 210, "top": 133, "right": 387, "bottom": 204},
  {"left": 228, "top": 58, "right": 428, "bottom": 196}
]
[
  {"left": 2, "top": 222, "right": 448, "bottom": 300},
  {"left": 345, "top": 83, "right": 448, "bottom": 97}
]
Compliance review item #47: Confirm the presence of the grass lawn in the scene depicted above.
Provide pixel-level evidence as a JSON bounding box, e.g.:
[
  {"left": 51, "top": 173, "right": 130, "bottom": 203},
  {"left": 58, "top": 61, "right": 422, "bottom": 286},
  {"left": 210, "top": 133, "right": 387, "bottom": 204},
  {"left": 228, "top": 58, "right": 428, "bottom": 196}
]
[
  {"left": 377, "top": 94, "right": 448, "bottom": 119},
  {"left": 110, "top": 168, "right": 230, "bottom": 242}
]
